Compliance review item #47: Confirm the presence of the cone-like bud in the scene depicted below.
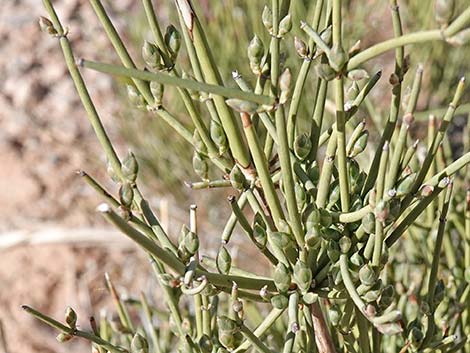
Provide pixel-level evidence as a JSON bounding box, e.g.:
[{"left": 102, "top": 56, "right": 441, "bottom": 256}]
[
  {"left": 274, "top": 262, "right": 291, "bottom": 293},
  {"left": 396, "top": 173, "right": 416, "bottom": 197},
  {"left": 122, "top": 151, "right": 139, "bottom": 183},
  {"left": 226, "top": 99, "right": 259, "bottom": 114},
  {"left": 328, "top": 305, "right": 341, "bottom": 326},
  {"left": 271, "top": 294, "right": 289, "bottom": 309},
  {"left": 302, "top": 292, "right": 318, "bottom": 304},
  {"left": 210, "top": 120, "right": 228, "bottom": 155},
  {"left": 192, "top": 152, "right": 209, "bottom": 180},
  {"left": 339, "top": 237, "right": 351, "bottom": 254},
  {"left": 328, "top": 181, "right": 340, "bottom": 206},
  {"left": 315, "top": 63, "right": 336, "bottom": 81},
  {"left": 308, "top": 163, "right": 320, "bottom": 184},
  {"left": 262, "top": 6, "right": 273, "bottom": 33},
  {"left": 293, "top": 260, "right": 312, "bottom": 293},
  {"left": 131, "top": 333, "right": 149, "bottom": 353},
  {"left": 218, "top": 316, "right": 241, "bottom": 350},
  {"left": 269, "top": 232, "right": 292, "bottom": 249},
  {"left": 362, "top": 212, "right": 376, "bottom": 234},
  {"left": 39, "top": 16, "right": 57, "bottom": 35},
  {"left": 150, "top": 81, "right": 164, "bottom": 107},
  {"left": 216, "top": 246, "right": 232, "bottom": 274},
  {"left": 319, "top": 208, "right": 333, "bottom": 228},
  {"left": 164, "top": 24, "right": 181, "bottom": 60},
  {"left": 359, "top": 264, "right": 377, "bottom": 286},
  {"left": 375, "top": 199, "right": 390, "bottom": 223},
  {"left": 229, "top": 165, "right": 247, "bottom": 190},
  {"left": 119, "top": 182, "right": 134, "bottom": 208},
  {"left": 279, "top": 68, "right": 292, "bottom": 104},
  {"left": 295, "top": 183, "right": 306, "bottom": 210},
  {"left": 184, "top": 231, "right": 199, "bottom": 255},
  {"left": 350, "top": 131, "right": 369, "bottom": 157},
  {"left": 327, "top": 240, "right": 340, "bottom": 262},
  {"left": 248, "top": 35, "right": 264, "bottom": 75},
  {"left": 142, "top": 40, "right": 163, "bottom": 70},
  {"left": 294, "top": 133, "right": 312, "bottom": 161},
  {"left": 199, "top": 335, "right": 213, "bottom": 353},
  {"left": 253, "top": 224, "right": 268, "bottom": 248},
  {"left": 328, "top": 44, "right": 348, "bottom": 72},
  {"left": 278, "top": 14, "right": 292, "bottom": 37},
  {"left": 127, "top": 85, "right": 146, "bottom": 109},
  {"left": 433, "top": 279, "right": 445, "bottom": 306},
  {"left": 294, "top": 36, "right": 309, "bottom": 58},
  {"left": 64, "top": 306, "right": 77, "bottom": 329},
  {"left": 56, "top": 332, "right": 73, "bottom": 343},
  {"left": 435, "top": 0, "right": 455, "bottom": 26}
]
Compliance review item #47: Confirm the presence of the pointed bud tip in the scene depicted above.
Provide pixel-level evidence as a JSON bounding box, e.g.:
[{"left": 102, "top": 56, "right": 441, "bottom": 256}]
[{"left": 97, "top": 203, "right": 111, "bottom": 213}]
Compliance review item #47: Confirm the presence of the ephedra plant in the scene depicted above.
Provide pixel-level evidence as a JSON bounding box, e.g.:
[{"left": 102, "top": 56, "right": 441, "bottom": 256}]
[{"left": 27, "top": 0, "right": 470, "bottom": 352}]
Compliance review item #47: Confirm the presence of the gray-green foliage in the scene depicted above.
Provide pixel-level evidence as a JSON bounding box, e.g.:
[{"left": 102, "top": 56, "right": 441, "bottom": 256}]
[{"left": 28, "top": 0, "right": 470, "bottom": 352}]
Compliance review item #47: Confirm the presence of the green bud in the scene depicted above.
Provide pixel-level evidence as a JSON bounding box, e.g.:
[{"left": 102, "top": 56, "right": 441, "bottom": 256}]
[
  {"left": 359, "top": 264, "right": 377, "bottom": 286},
  {"left": 122, "top": 151, "right": 139, "bottom": 183},
  {"left": 278, "top": 14, "right": 292, "bottom": 37},
  {"left": 305, "top": 207, "right": 320, "bottom": 228},
  {"left": 56, "top": 332, "right": 73, "bottom": 343},
  {"left": 150, "top": 81, "right": 164, "bottom": 107},
  {"left": 433, "top": 279, "right": 445, "bottom": 306},
  {"left": 184, "top": 231, "right": 199, "bottom": 255},
  {"left": 348, "top": 159, "right": 361, "bottom": 186},
  {"left": 315, "top": 62, "right": 336, "bottom": 81},
  {"left": 193, "top": 130, "right": 208, "bottom": 155},
  {"left": 253, "top": 224, "right": 267, "bottom": 248},
  {"left": 363, "top": 287, "right": 382, "bottom": 303},
  {"left": 127, "top": 85, "right": 146, "bottom": 109},
  {"left": 319, "top": 208, "right": 333, "bottom": 228},
  {"left": 229, "top": 165, "right": 247, "bottom": 190},
  {"left": 435, "top": 0, "right": 455, "bottom": 26},
  {"left": 294, "top": 36, "right": 309, "bottom": 58},
  {"left": 294, "top": 133, "right": 312, "bottom": 161},
  {"left": 131, "top": 333, "right": 149, "bottom": 353},
  {"left": 279, "top": 68, "right": 292, "bottom": 104},
  {"left": 218, "top": 316, "right": 241, "bottom": 350},
  {"left": 192, "top": 152, "right": 208, "bottom": 180},
  {"left": 308, "top": 163, "right": 320, "bottom": 184},
  {"left": 396, "top": 172, "right": 416, "bottom": 197},
  {"left": 217, "top": 246, "right": 232, "bottom": 274},
  {"left": 64, "top": 307, "right": 77, "bottom": 329},
  {"left": 269, "top": 232, "right": 292, "bottom": 249},
  {"left": 119, "top": 182, "right": 134, "bottom": 208},
  {"left": 305, "top": 226, "right": 321, "bottom": 247},
  {"left": 375, "top": 200, "right": 390, "bottom": 223},
  {"left": 142, "top": 40, "right": 163, "bottom": 70},
  {"left": 293, "top": 260, "right": 312, "bottom": 293},
  {"left": 254, "top": 212, "right": 266, "bottom": 229},
  {"left": 350, "top": 252, "right": 364, "bottom": 269},
  {"left": 320, "top": 26, "right": 333, "bottom": 46},
  {"left": 350, "top": 131, "right": 369, "bottom": 157},
  {"left": 379, "top": 284, "right": 395, "bottom": 309},
  {"left": 262, "top": 6, "right": 273, "bottom": 33},
  {"left": 199, "top": 335, "right": 213, "bottom": 353},
  {"left": 39, "top": 16, "right": 57, "bottom": 35},
  {"left": 271, "top": 294, "right": 289, "bottom": 309},
  {"left": 248, "top": 35, "right": 264, "bottom": 75},
  {"left": 226, "top": 98, "right": 259, "bottom": 114},
  {"left": 295, "top": 183, "right": 307, "bottom": 210},
  {"left": 362, "top": 212, "right": 376, "bottom": 234},
  {"left": 327, "top": 240, "right": 340, "bottom": 262},
  {"left": 328, "top": 305, "right": 341, "bottom": 326},
  {"left": 302, "top": 292, "right": 318, "bottom": 304},
  {"left": 210, "top": 120, "right": 228, "bottom": 154},
  {"left": 328, "top": 181, "right": 340, "bottom": 207},
  {"left": 409, "top": 327, "right": 424, "bottom": 347},
  {"left": 274, "top": 262, "right": 292, "bottom": 293},
  {"left": 328, "top": 44, "right": 348, "bottom": 72},
  {"left": 164, "top": 24, "right": 181, "bottom": 59},
  {"left": 339, "top": 237, "right": 351, "bottom": 254}
]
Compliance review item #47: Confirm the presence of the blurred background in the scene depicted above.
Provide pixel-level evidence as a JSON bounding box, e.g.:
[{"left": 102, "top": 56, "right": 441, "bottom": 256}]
[{"left": 1, "top": 0, "right": 469, "bottom": 352}]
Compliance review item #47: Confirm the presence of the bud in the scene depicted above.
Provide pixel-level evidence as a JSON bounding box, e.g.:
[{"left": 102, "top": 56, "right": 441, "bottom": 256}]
[
  {"left": 293, "top": 260, "right": 312, "bottom": 293},
  {"left": 184, "top": 231, "right": 199, "bottom": 255},
  {"left": 359, "top": 264, "right": 377, "bottom": 286},
  {"left": 64, "top": 306, "right": 77, "bottom": 329},
  {"left": 339, "top": 237, "right": 351, "bottom": 254},
  {"left": 328, "top": 181, "right": 340, "bottom": 207},
  {"left": 315, "top": 62, "right": 336, "bottom": 81},
  {"left": 199, "top": 335, "right": 213, "bottom": 353},
  {"left": 295, "top": 183, "right": 307, "bottom": 210},
  {"left": 396, "top": 173, "right": 416, "bottom": 197},
  {"left": 375, "top": 199, "right": 390, "bottom": 223},
  {"left": 229, "top": 165, "right": 247, "bottom": 190},
  {"left": 269, "top": 232, "right": 292, "bottom": 249},
  {"left": 150, "top": 81, "right": 164, "bottom": 107},
  {"left": 248, "top": 35, "right": 264, "bottom": 75},
  {"left": 363, "top": 287, "right": 382, "bottom": 303},
  {"left": 210, "top": 120, "right": 228, "bottom": 155},
  {"left": 305, "top": 226, "right": 321, "bottom": 247},
  {"left": 127, "top": 85, "right": 146, "bottom": 109},
  {"left": 226, "top": 99, "right": 259, "bottom": 114},
  {"left": 350, "top": 252, "right": 364, "bottom": 269},
  {"left": 327, "top": 240, "right": 340, "bottom": 262},
  {"left": 379, "top": 284, "right": 395, "bottom": 309},
  {"left": 39, "top": 16, "right": 57, "bottom": 35},
  {"left": 435, "top": 0, "right": 455, "bottom": 26},
  {"left": 350, "top": 131, "right": 369, "bottom": 157},
  {"left": 305, "top": 207, "right": 320, "bottom": 229},
  {"left": 302, "top": 292, "right": 318, "bottom": 304},
  {"left": 142, "top": 40, "right": 163, "bottom": 70},
  {"left": 131, "top": 333, "right": 149, "bottom": 353},
  {"left": 216, "top": 246, "right": 232, "bottom": 274},
  {"left": 278, "top": 14, "right": 292, "bottom": 37},
  {"left": 328, "top": 305, "right": 341, "bottom": 326},
  {"left": 433, "top": 279, "right": 445, "bottom": 306},
  {"left": 164, "top": 24, "right": 181, "bottom": 60},
  {"left": 218, "top": 316, "right": 241, "bottom": 350},
  {"left": 271, "top": 294, "right": 289, "bottom": 309},
  {"left": 362, "top": 212, "right": 376, "bottom": 234},
  {"left": 119, "top": 182, "right": 134, "bottom": 208},
  {"left": 409, "top": 327, "right": 424, "bottom": 348},
  {"left": 120, "top": 152, "right": 138, "bottom": 183},
  {"left": 294, "top": 133, "right": 312, "bottom": 161},
  {"left": 319, "top": 208, "right": 333, "bottom": 228},
  {"left": 274, "top": 262, "right": 291, "bottom": 293},
  {"left": 262, "top": 6, "right": 273, "bottom": 33},
  {"left": 328, "top": 44, "right": 348, "bottom": 72},
  {"left": 56, "top": 332, "right": 73, "bottom": 343},
  {"left": 279, "top": 68, "right": 292, "bottom": 104},
  {"left": 294, "top": 36, "right": 309, "bottom": 58},
  {"left": 308, "top": 162, "right": 320, "bottom": 184},
  {"left": 192, "top": 152, "right": 209, "bottom": 180}
]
